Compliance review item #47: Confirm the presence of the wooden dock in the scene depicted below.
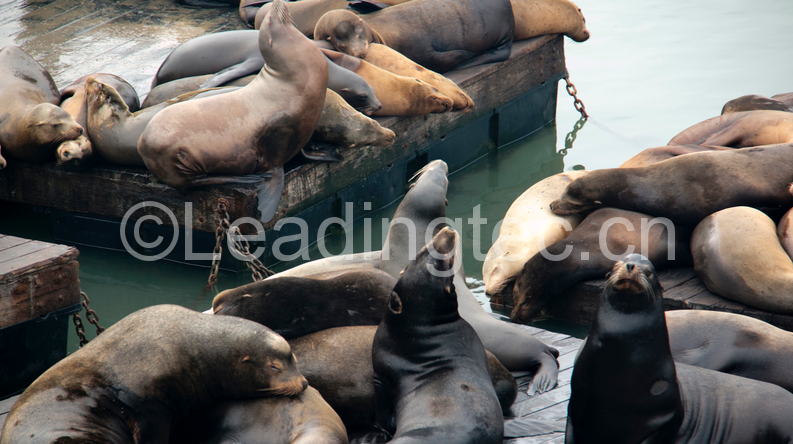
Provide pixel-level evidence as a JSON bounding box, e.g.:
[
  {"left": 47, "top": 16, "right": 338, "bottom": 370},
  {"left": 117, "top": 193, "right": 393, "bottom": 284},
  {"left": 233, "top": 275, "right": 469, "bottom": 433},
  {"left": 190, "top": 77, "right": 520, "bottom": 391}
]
[
  {"left": 0, "top": 235, "right": 81, "bottom": 397},
  {"left": 0, "top": 0, "right": 567, "bottom": 265}
]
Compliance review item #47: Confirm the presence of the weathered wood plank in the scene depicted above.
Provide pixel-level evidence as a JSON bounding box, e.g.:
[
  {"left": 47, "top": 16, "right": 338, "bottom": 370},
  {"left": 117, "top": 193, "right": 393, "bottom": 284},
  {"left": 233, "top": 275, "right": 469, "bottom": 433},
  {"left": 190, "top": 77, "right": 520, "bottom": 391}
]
[{"left": 0, "top": 237, "right": 31, "bottom": 253}]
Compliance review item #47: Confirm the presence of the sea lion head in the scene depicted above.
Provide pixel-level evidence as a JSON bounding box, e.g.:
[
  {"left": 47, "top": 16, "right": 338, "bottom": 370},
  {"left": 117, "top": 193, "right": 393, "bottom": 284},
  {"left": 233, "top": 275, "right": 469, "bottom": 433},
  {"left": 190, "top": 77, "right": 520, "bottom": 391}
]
[
  {"left": 24, "top": 103, "right": 84, "bottom": 148},
  {"left": 212, "top": 282, "right": 260, "bottom": 317},
  {"left": 56, "top": 135, "right": 93, "bottom": 170},
  {"left": 721, "top": 94, "right": 792, "bottom": 114},
  {"left": 314, "top": 9, "right": 376, "bottom": 58},
  {"left": 85, "top": 76, "right": 129, "bottom": 118},
  {"left": 567, "top": 4, "right": 590, "bottom": 42},
  {"left": 340, "top": 81, "right": 382, "bottom": 116},
  {"left": 602, "top": 254, "right": 662, "bottom": 313},
  {"left": 258, "top": 0, "right": 304, "bottom": 73},
  {"left": 549, "top": 178, "right": 602, "bottom": 215}
]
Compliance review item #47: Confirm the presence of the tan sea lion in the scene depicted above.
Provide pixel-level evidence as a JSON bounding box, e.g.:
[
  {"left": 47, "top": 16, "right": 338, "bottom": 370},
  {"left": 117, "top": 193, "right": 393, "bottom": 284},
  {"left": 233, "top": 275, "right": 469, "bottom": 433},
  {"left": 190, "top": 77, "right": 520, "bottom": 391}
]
[
  {"left": 252, "top": 0, "right": 350, "bottom": 36},
  {"left": 668, "top": 110, "right": 793, "bottom": 147},
  {"left": 361, "top": 42, "right": 474, "bottom": 112},
  {"left": 618, "top": 144, "right": 731, "bottom": 168},
  {"left": 60, "top": 73, "right": 140, "bottom": 129},
  {"left": 483, "top": 170, "right": 589, "bottom": 300},
  {"left": 0, "top": 305, "right": 308, "bottom": 444},
  {"left": 138, "top": 0, "right": 328, "bottom": 223},
  {"left": 321, "top": 47, "right": 453, "bottom": 116},
  {"left": 778, "top": 204, "right": 793, "bottom": 260},
  {"left": 54, "top": 135, "right": 93, "bottom": 170},
  {"left": 314, "top": 0, "right": 515, "bottom": 73},
  {"left": 721, "top": 94, "right": 793, "bottom": 114},
  {"left": 511, "top": 0, "right": 590, "bottom": 41},
  {"left": 0, "top": 46, "right": 85, "bottom": 165},
  {"left": 691, "top": 206, "right": 793, "bottom": 314}
]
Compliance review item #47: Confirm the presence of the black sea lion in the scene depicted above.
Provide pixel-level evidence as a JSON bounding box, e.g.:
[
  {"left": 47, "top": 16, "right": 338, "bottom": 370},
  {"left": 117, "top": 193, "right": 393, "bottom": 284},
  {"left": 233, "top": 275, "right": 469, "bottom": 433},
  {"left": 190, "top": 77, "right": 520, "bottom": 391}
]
[
  {"left": 314, "top": 0, "right": 515, "bottom": 73},
  {"left": 618, "top": 144, "right": 730, "bottom": 168},
  {"left": 289, "top": 325, "right": 517, "bottom": 432},
  {"left": 138, "top": 0, "right": 328, "bottom": 223},
  {"left": 169, "top": 387, "right": 348, "bottom": 444},
  {"left": 370, "top": 227, "right": 503, "bottom": 443},
  {"left": 0, "top": 305, "right": 307, "bottom": 444},
  {"left": 668, "top": 110, "right": 793, "bottom": 147},
  {"left": 721, "top": 94, "right": 793, "bottom": 114},
  {"left": 566, "top": 255, "right": 793, "bottom": 443},
  {"left": 550, "top": 144, "right": 793, "bottom": 226},
  {"left": 667, "top": 310, "right": 793, "bottom": 393},
  {"left": 510, "top": 0, "right": 590, "bottom": 42},
  {"left": 510, "top": 208, "right": 692, "bottom": 324},
  {"left": 212, "top": 268, "right": 397, "bottom": 339},
  {"left": 0, "top": 46, "right": 86, "bottom": 166},
  {"left": 691, "top": 206, "right": 793, "bottom": 314}
]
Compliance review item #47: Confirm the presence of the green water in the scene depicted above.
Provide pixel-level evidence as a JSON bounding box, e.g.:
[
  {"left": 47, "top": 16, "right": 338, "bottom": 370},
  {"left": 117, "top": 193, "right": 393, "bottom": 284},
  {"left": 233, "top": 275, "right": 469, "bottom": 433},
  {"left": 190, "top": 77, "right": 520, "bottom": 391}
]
[{"left": 3, "top": 0, "right": 793, "bottom": 351}]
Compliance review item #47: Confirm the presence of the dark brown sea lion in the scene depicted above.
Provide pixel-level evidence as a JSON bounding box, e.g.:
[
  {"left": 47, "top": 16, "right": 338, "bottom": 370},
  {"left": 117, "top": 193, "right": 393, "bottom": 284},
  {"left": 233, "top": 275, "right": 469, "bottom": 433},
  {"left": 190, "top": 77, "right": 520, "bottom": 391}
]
[
  {"left": 212, "top": 268, "right": 397, "bottom": 339},
  {"left": 566, "top": 255, "right": 793, "bottom": 444},
  {"left": 618, "top": 144, "right": 730, "bottom": 168},
  {"left": 369, "top": 227, "right": 503, "bottom": 443},
  {"left": 510, "top": 208, "right": 692, "bottom": 324},
  {"left": 691, "top": 206, "right": 793, "bottom": 314},
  {"left": 138, "top": 0, "right": 328, "bottom": 223},
  {"left": 288, "top": 325, "right": 517, "bottom": 432},
  {"left": 169, "top": 387, "right": 348, "bottom": 444},
  {"left": 550, "top": 144, "right": 793, "bottom": 226},
  {"left": 60, "top": 73, "right": 140, "bottom": 129},
  {"left": 721, "top": 94, "right": 793, "bottom": 114},
  {"left": 0, "top": 46, "right": 85, "bottom": 165},
  {"left": 321, "top": 47, "right": 453, "bottom": 116},
  {"left": 668, "top": 110, "right": 793, "bottom": 147},
  {"left": 0, "top": 305, "right": 307, "bottom": 444},
  {"left": 314, "top": 0, "right": 515, "bottom": 73},
  {"left": 511, "top": 0, "right": 589, "bottom": 41},
  {"left": 667, "top": 310, "right": 793, "bottom": 393}
]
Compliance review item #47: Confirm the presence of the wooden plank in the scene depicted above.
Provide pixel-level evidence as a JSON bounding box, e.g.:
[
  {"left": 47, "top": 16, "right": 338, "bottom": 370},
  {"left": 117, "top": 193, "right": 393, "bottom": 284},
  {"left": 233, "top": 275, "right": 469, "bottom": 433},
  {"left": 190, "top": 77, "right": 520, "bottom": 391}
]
[
  {"left": 0, "top": 244, "right": 78, "bottom": 280},
  {"left": 0, "top": 237, "right": 31, "bottom": 253},
  {"left": 0, "top": 258, "right": 81, "bottom": 329},
  {"left": 0, "top": 241, "right": 52, "bottom": 266}
]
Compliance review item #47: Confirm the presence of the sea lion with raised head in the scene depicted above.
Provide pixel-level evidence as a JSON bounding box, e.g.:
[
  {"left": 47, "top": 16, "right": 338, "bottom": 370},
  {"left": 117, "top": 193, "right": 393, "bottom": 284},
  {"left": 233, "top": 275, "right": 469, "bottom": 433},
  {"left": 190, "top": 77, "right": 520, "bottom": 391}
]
[
  {"left": 314, "top": 0, "right": 515, "bottom": 73},
  {"left": 511, "top": 208, "right": 692, "bottom": 324},
  {"left": 253, "top": 0, "right": 350, "bottom": 36},
  {"left": 566, "top": 255, "right": 793, "bottom": 443},
  {"left": 550, "top": 144, "right": 793, "bottom": 226},
  {"left": 138, "top": 0, "right": 328, "bottom": 223},
  {"left": 0, "top": 305, "right": 307, "bottom": 444},
  {"left": 511, "top": 0, "right": 589, "bottom": 41},
  {"left": 668, "top": 110, "right": 793, "bottom": 147},
  {"left": 0, "top": 46, "right": 85, "bottom": 166},
  {"left": 691, "top": 206, "right": 793, "bottom": 314},
  {"left": 618, "top": 145, "right": 730, "bottom": 168}
]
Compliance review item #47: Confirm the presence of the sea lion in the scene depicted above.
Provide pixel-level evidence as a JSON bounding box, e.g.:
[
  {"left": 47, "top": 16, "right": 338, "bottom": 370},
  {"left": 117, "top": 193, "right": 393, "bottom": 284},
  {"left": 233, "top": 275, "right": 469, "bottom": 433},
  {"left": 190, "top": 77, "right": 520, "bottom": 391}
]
[
  {"left": 778, "top": 204, "right": 793, "bottom": 259},
  {"left": 361, "top": 43, "right": 473, "bottom": 112},
  {"left": 667, "top": 310, "right": 793, "bottom": 393},
  {"left": 668, "top": 110, "right": 793, "bottom": 147},
  {"left": 288, "top": 325, "right": 517, "bottom": 431},
  {"left": 254, "top": 0, "right": 350, "bottom": 36},
  {"left": 60, "top": 73, "right": 140, "bottom": 129},
  {"left": 0, "top": 305, "right": 307, "bottom": 444},
  {"left": 54, "top": 134, "right": 93, "bottom": 170},
  {"left": 380, "top": 160, "right": 560, "bottom": 392},
  {"left": 773, "top": 92, "right": 793, "bottom": 107},
  {"left": 169, "top": 387, "right": 348, "bottom": 444},
  {"left": 314, "top": 0, "right": 515, "bottom": 73},
  {"left": 691, "top": 206, "right": 793, "bottom": 314},
  {"left": 550, "top": 144, "right": 793, "bottom": 226},
  {"left": 138, "top": 0, "right": 328, "bottom": 223},
  {"left": 483, "top": 170, "right": 589, "bottom": 300},
  {"left": 721, "top": 94, "right": 793, "bottom": 114},
  {"left": 618, "top": 145, "right": 731, "bottom": 168},
  {"left": 369, "top": 227, "right": 503, "bottom": 443},
  {"left": 511, "top": 0, "right": 590, "bottom": 42},
  {"left": 566, "top": 255, "right": 793, "bottom": 443},
  {"left": 212, "top": 268, "right": 397, "bottom": 339},
  {"left": 311, "top": 89, "right": 394, "bottom": 148},
  {"left": 149, "top": 29, "right": 381, "bottom": 114},
  {"left": 0, "top": 46, "right": 85, "bottom": 165},
  {"left": 510, "top": 208, "right": 693, "bottom": 324},
  {"left": 266, "top": 251, "right": 381, "bottom": 278},
  {"left": 321, "top": 47, "right": 453, "bottom": 116},
  {"left": 142, "top": 75, "right": 254, "bottom": 108}
]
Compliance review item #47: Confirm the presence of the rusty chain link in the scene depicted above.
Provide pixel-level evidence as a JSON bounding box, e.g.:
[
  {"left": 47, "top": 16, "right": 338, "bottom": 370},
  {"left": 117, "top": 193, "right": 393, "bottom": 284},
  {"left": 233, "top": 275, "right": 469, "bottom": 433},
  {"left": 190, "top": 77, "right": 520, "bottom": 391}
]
[
  {"left": 72, "top": 312, "right": 87, "bottom": 348},
  {"left": 72, "top": 291, "right": 105, "bottom": 348},
  {"left": 204, "top": 198, "right": 275, "bottom": 293},
  {"left": 559, "top": 116, "right": 588, "bottom": 156},
  {"left": 563, "top": 74, "right": 589, "bottom": 119}
]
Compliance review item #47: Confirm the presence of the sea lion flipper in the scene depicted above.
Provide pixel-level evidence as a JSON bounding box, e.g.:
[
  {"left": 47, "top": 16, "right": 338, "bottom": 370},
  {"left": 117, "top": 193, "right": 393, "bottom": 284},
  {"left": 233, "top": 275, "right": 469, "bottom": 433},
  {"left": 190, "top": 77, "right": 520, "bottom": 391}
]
[
  {"left": 302, "top": 143, "right": 343, "bottom": 162},
  {"left": 200, "top": 59, "right": 264, "bottom": 89},
  {"left": 503, "top": 418, "right": 565, "bottom": 438},
  {"left": 346, "top": 0, "right": 391, "bottom": 13},
  {"left": 257, "top": 167, "right": 285, "bottom": 223},
  {"left": 451, "top": 41, "right": 513, "bottom": 71}
]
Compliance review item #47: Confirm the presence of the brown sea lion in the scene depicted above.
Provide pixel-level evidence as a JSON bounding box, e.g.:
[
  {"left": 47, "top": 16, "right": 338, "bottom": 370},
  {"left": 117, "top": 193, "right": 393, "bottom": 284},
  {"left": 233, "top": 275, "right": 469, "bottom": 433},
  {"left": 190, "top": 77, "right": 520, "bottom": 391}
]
[
  {"left": 60, "top": 73, "right": 140, "bottom": 129},
  {"left": 567, "top": 255, "right": 793, "bottom": 444},
  {"left": 773, "top": 92, "right": 793, "bottom": 107},
  {"left": 169, "top": 387, "right": 348, "bottom": 444},
  {"left": 618, "top": 145, "right": 732, "bottom": 168},
  {"left": 0, "top": 46, "right": 85, "bottom": 165},
  {"left": 511, "top": 0, "right": 589, "bottom": 42},
  {"left": 54, "top": 135, "right": 93, "bottom": 170},
  {"left": 691, "top": 206, "right": 793, "bottom": 314},
  {"left": 668, "top": 110, "right": 793, "bottom": 147},
  {"left": 254, "top": 0, "right": 350, "bottom": 36},
  {"left": 778, "top": 204, "right": 793, "bottom": 260},
  {"left": 721, "top": 94, "right": 793, "bottom": 114},
  {"left": 138, "top": 0, "right": 328, "bottom": 223},
  {"left": 311, "top": 89, "right": 394, "bottom": 148},
  {"left": 321, "top": 47, "right": 453, "bottom": 116},
  {"left": 288, "top": 325, "right": 517, "bottom": 432},
  {"left": 510, "top": 208, "right": 693, "bottom": 324},
  {"left": 550, "top": 144, "right": 793, "bottom": 226},
  {"left": 361, "top": 43, "right": 474, "bottom": 111},
  {"left": 0, "top": 305, "right": 307, "bottom": 444},
  {"left": 314, "top": 0, "right": 515, "bottom": 73}
]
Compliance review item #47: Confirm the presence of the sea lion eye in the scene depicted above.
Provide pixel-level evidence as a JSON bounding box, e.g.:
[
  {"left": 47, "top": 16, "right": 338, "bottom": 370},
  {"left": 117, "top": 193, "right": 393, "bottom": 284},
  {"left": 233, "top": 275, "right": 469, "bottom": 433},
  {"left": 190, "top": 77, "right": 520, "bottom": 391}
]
[{"left": 271, "top": 366, "right": 281, "bottom": 373}]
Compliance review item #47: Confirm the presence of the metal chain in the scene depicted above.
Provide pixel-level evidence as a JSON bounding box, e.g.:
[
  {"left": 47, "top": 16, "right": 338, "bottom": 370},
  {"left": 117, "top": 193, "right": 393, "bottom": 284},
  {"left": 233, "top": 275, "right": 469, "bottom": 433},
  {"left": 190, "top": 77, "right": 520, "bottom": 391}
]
[
  {"left": 72, "top": 291, "right": 105, "bottom": 348},
  {"left": 559, "top": 116, "right": 588, "bottom": 156},
  {"left": 563, "top": 74, "right": 589, "bottom": 119},
  {"left": 204, "top": 198, "right": 230, "bottom": 293},
  {"left": 72, "top": 313, "right": 87, "bottom": 348}
]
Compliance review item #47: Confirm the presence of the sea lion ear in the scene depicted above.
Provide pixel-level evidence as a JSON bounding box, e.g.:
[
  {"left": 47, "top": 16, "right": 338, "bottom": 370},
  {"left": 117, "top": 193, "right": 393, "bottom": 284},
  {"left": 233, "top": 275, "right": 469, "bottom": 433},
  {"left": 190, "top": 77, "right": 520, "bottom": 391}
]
[
  {"left": 605, "top": 272, "right": 611, "bottom": 279},
  {"left": 240, "top": 355, "right": 251, "bottom": 363},
  {"left": 389, "top": 291, "right": 403, "bottom": 314}
]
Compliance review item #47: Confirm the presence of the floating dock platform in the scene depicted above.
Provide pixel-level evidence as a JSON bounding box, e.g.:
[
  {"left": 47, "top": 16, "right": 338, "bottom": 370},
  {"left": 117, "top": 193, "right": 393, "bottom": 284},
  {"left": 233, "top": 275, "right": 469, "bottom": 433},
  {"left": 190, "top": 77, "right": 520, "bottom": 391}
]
[{"left": 0, "top": 0, "right": 566, "bottom": 266}]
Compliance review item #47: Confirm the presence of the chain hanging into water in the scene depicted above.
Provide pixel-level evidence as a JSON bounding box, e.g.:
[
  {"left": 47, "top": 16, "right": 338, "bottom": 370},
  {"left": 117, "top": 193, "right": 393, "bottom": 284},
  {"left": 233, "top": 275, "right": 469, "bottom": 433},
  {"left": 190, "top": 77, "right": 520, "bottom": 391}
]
[
  {"left": 559, "top": 116, "right": 588, "bottom": 156},
  {"left": 205, "top": 198, "right": 275, "bottom": 293},
  {"left": 563, "top": 74, "right": 589, "bottom": 119},
  {"left": 72, "top": 291, "right": 105, "bottom": 348}
]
